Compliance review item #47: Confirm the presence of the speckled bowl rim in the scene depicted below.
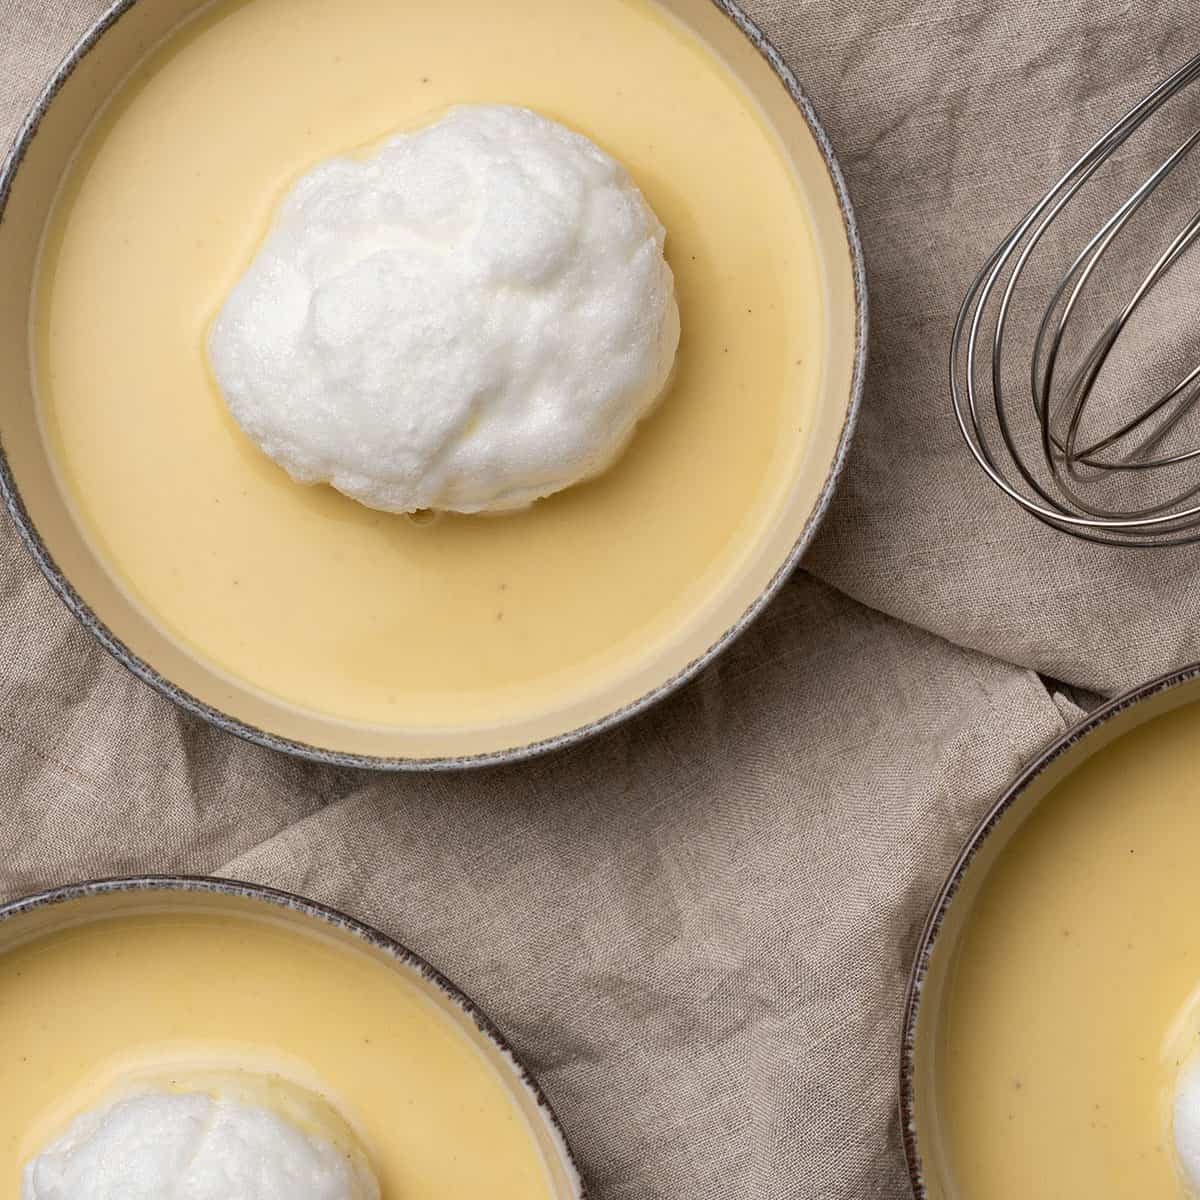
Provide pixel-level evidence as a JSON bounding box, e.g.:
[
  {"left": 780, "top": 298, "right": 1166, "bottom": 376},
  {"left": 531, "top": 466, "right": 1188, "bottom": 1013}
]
[
  {"left": 0, "top": 873, "right": 587, "bottom": 1197},
  {"left": 0, "top": 0, "right": 867, "bottom": 771},
  {"left": 899, "top": 660, "right": 1200, "bottom": 1198}
]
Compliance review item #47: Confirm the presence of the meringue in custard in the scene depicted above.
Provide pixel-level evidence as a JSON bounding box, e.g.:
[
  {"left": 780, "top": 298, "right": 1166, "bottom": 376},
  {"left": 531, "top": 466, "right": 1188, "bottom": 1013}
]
[
  {"left": 36, "top": 0, "right": 823, "bottom": 731},
  {"left": 208, "top": 104, "right": 680, "bottom": 514},
  {"left": 1175, "top": 1054, "right": 1200, "bottom": 1195},
  {"left": 22, "top": 1076, "right": 378, "bottom": 1200},
  {"left": 932, "top": 701, "right": 1200, "bottom": 1197},
  {"left": 0, "top": 905, "right": 558, "bottom": 1199}
]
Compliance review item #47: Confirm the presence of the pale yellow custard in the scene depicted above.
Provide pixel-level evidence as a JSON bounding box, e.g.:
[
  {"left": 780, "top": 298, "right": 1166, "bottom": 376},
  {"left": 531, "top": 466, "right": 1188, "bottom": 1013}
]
[
  {"left": 35, "top": 0, "right": 823, "bottom": 730},
  {"left": 933, "top": 702, "right": 1200, "bottom": 1197},
  {"left": 0, "top": 907, "right": 557, "bottom": 1200}
]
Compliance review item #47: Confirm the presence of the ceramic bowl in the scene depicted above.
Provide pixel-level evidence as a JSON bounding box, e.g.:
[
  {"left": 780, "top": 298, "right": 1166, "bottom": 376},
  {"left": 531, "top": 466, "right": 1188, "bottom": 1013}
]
[
  {"left": 0, "top": 0, "right": 865, "bottom": 768},
  {"left": 900, "top": 664, "right": 1200, "bottom": 1197},
  {"left": 0, "top": 873, "right": 584, "bottom": 1196}
]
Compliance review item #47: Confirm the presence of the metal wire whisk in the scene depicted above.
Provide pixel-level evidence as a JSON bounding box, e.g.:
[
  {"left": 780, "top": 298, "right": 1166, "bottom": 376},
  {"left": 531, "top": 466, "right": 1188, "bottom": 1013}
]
[{"left": 952, "top": 51, "right": 1200, "bottom": 547}]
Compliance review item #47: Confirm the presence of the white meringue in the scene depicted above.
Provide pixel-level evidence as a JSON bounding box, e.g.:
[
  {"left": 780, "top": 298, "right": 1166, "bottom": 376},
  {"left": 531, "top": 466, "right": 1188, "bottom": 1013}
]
[
  {"left": 1177, "top": 1054, "right": 1200, "bottom": 1193},
  {"left": 208, "top": 103, "right": 679, "bottom": 514},
  {"left": 22, "top": 1084, "right": 378, "bottom": 1200}
]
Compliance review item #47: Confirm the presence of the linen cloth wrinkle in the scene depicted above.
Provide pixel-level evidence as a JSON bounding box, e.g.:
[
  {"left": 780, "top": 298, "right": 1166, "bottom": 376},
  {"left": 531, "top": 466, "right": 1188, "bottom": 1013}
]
[{"left": 1, "top": 2, "right": 1195, "bottom": 1197}]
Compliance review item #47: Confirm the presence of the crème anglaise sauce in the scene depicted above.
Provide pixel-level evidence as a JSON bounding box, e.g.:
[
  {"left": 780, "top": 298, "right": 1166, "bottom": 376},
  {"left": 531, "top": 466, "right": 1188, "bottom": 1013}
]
[
  {"left": 933, "top": 702, "right": 1200, "bottom": 1197},
  {"left": 35, "top": 0, "right": 824, "bottom": 729},
  {"left": 0, "top": 908, "right": 556, "bottom": 1200}
]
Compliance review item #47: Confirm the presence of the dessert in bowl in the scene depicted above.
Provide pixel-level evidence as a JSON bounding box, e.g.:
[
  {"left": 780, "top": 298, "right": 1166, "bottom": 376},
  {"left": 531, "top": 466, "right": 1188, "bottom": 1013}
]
[
  {"left": 0, "top": 0, "right": 864, "bottom": 765},
  {"left": 903, "top": 667, "right": 1200, "bottom": 1198},
  {"left": 0, "top": 877, "right": 581, "bottom": 1200}
]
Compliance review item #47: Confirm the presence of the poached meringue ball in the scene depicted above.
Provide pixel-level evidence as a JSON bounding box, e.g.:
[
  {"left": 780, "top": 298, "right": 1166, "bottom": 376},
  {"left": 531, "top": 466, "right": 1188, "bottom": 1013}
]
[
  {"left": 22, "top": 1077, "right": 378, "bottom": 1200},
  {"left": 208, "top": 103, "right": 680, "bottom": 514},
  {"left": 1176, "top": 1053, "right": 1200, "bottom": 1193}
]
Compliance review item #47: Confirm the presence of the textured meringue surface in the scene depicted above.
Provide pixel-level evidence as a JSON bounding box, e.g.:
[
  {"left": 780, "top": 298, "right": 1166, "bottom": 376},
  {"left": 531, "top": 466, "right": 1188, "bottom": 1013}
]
[
  {"left": 22, "top": 1083, "right": 379, "bottom": 1200},
  {"left": 209, "top": 104, "right": 680, "bottom": 514}
]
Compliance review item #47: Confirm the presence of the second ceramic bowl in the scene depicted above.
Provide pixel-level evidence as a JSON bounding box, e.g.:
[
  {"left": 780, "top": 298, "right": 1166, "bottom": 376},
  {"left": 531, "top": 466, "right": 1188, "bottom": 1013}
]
[
  {"left": 0, "top": 874, "right": 583, "bottom": 1196},
  {"left": 901, "top": 664, "right": 1200, "bottom": 1197}
]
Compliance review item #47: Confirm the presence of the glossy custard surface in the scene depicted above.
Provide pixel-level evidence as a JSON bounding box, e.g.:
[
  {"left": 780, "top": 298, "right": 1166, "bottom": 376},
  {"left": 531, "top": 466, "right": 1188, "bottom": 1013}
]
[
  {"left": 35, "top": 0, "right": 823, "bottom": 728},
  {"left": 0, "top": 909, "right": 554, "bottom": 1200},
  {"left": 935, "top": 702, "right": 1200, "bottom": 1197}
]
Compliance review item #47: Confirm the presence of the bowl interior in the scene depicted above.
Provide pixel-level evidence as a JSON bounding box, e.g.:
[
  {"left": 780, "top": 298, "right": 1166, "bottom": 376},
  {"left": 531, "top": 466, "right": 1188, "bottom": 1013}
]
[
  {"left": 0, "top": 878, "right": 582, "bottom": 1197},
  {"left": 0, "top": 0, "right": 861, "bottom": 765},
  {"left": 904, "top": 671, "right": 1200, "bottom": 1198}
]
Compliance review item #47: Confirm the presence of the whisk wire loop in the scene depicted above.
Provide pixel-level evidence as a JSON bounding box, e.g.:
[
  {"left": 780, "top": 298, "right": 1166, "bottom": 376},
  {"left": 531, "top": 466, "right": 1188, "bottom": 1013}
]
[{"left": 952, "top": 51, "right": 1200, "bottom": 545}]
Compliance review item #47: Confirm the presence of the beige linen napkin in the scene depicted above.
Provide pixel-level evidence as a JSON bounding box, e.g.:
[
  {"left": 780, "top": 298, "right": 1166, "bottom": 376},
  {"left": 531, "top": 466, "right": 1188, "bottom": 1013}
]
[{"left": 0, "top": 3, "right": 1193, "bottom": 1197}]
